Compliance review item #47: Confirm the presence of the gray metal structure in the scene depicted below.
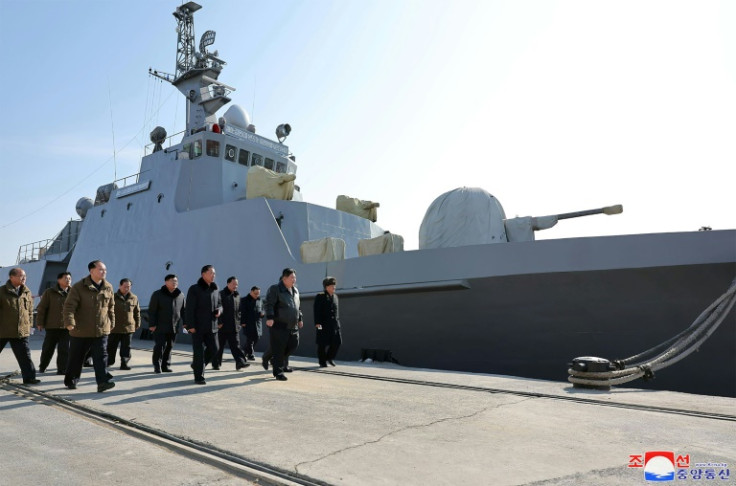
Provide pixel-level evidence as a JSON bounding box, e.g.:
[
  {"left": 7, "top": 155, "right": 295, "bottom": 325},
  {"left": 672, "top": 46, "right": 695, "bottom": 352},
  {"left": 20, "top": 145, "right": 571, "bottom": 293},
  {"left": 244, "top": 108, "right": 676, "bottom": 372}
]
[{"left": 8, "top": 2, "right": 735, "bottom": 397}]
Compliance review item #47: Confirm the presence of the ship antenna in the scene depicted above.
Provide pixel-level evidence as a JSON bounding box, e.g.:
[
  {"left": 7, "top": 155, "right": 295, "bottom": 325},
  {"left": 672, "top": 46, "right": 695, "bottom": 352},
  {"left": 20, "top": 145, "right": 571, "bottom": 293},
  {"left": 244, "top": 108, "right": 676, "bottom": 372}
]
[
  {"left": 107, "top": 77, "right": 117, "bottom": 182},
  {"left": 252, "top": 74, "right": 256, "bottom": 123}
]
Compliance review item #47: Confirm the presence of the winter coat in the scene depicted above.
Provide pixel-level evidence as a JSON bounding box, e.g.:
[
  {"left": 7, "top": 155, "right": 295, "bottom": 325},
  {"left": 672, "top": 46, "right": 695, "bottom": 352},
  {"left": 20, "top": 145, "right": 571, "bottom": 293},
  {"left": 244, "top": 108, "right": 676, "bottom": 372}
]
[
  {"left": 111, "top": 291, "right": 141, "bottom": 334},
  {"left": 218, "top": 288, "right": 240, "bottom": 332},
  {"left": 148, "top": 286, "right": 185, "bottom": 334},
  {"left": 36, "top": 285, "right": 69, "bottom": 330},
  {"left": 0, "top": 280, "right": 33, "bottom": 339},
  {"left": 265, "top": 281, "right": 302, "bottom": 330},
  {"left": 63, "top": 276, "right": 115, "bottom": 338},
  {"left": 314, "top": 292, "right": 340, "bottom": 345},
  {"left": 185, "top": 278, "right": 222, "bottom": 334},
  {"left": 240, "top": 294, "right": 263, "bottom": 337}
]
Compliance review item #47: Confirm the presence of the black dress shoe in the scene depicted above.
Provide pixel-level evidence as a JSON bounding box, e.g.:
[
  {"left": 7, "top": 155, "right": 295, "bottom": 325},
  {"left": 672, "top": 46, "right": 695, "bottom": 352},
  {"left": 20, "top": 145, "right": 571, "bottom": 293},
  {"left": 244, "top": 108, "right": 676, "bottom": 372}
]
[
  {"left": 23, "top": 379, "right": 41, "bottom": 385},
  {"left": 236, "top": 362, "right": 251, "bottom": 370},
  {"left": 38, "top": 367, "right": 46, "bottom": 373},
  {"left": 319, "top": 362, "right": 327, "bottom": 367},
  {"left": 328, "top": 360, "right": 336, "bottom": 367},
  {"left": 274, "top": 374, "right": 288, "bottom": 381},
  {"left": 247, "top": 355, "right": 255, "bottom": 361},
  {"left": 66, "top": 383, "right": 77, "bottom": 390},
  {"left": 283, "top": 367, "right": 293, "bottom": 373},
  {"left": 194, "top": 379, "right": 206, "bottom": 385},
  {"left": 262, "top": 360, "right": 269, "bottom": 370},
  {"left": 161, "top": 368, "right": 173, "bottom": 372},
  {"left": 97, "top": 381, "right": 115, "bottom": 393},
  {"left": 154, "top": 368, "right": 161, "bottom": 374},
  {"left": 120, "top": 364, "right": 131, "bottom": 370}
]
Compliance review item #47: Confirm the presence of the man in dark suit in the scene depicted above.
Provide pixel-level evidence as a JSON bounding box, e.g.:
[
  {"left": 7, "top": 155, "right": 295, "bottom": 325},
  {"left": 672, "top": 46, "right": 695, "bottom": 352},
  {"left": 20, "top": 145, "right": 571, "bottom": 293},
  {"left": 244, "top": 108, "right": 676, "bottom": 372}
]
[
  {"left": 148, "top": 274, "right": 185, "bottom": 373},
  {"left": 314, "top": 276, "right": 341, "bottom": 367},
  {"left": 185, "top": 265, "right": 222, "bottom": 385},
  {"left": 213, "top": 276, "right": 249, "bottom": 370},
  {"left": 240, "top": 286, "right": 263, "bottom": 361}
]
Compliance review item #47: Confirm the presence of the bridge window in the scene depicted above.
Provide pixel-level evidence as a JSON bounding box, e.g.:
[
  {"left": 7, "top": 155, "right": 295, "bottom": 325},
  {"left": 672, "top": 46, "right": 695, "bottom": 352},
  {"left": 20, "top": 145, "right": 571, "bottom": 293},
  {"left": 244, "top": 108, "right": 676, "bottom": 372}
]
[
  {"left": 206, "top": 140, "right": 220, "bottom": 157},
  {"left": 251, "top": 153, "right": 263, "bottom": 167},
  {"left": 265, "top": 158, "right": 274, "bottom": 170},
  {"left": 225, "top": 145, "right": 237, "bottom": 162},
  {"left": 238, "top": 149, "right": 250, "bottom": 166},
  {"left": 275, "top": 161, "right": 286, "bottom": 173},
  {"left": 181, "top": 140, "right": 202, "bottom": 159}
]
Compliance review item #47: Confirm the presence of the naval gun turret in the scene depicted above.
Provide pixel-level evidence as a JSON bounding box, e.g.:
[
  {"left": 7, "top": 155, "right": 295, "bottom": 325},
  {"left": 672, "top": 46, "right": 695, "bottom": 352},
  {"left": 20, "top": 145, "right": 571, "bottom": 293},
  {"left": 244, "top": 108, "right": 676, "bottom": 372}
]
[
  {"left": 418, "top": 187, "right": 622, "bottom": 249},
  {"left": 504, "top": 204, "right": 623, "bottom": 242}
]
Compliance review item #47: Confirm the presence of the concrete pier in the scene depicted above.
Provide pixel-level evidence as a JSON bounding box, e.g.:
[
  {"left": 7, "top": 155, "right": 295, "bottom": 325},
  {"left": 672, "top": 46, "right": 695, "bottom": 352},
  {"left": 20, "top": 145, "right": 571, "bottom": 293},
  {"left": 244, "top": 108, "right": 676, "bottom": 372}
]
[{"left": 1, "top": 334, "right": 734, "bottom": 485}]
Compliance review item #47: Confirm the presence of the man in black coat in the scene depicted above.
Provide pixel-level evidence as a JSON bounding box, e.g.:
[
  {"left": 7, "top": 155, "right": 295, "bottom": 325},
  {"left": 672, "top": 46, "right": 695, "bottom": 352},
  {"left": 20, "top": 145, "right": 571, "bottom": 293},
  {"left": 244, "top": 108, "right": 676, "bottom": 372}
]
[
  {"left": 240, "top": 286, "right": 263, "bottom": 361},
  {"left": 314, "top": 276, "right": 341, "bottom": 367},
  {"left": 185, "top": 265, "right": 222, "bottom": 385},
  {"left": 213, "top": 277, "right": 249, "bottom": 370},
  {"left": 264, "top": 268, "right": 303, "bottom": 381},
  {"left": 148, "top": 274, "right": 185, "bottom": 373}
]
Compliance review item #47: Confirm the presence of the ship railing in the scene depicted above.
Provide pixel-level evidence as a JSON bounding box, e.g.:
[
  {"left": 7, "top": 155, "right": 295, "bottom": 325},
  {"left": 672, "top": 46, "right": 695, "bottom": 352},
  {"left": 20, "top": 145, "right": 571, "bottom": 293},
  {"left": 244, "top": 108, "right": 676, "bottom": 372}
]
[
  {"left": 16, "top": 219, "right": 82, "bottom": 264},
  {"left": 113, "top": 170, "right": 151, "bottom": 187},
  {"left": 144, "top": 129, "right": 186, "bottom": 156}
]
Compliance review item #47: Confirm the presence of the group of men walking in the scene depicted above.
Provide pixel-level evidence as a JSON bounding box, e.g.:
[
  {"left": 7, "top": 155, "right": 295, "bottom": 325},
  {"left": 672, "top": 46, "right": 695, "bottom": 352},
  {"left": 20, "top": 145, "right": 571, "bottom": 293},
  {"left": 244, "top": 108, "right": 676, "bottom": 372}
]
[{"left": 1, "top": 261, "right": 343, "bottom": 390}]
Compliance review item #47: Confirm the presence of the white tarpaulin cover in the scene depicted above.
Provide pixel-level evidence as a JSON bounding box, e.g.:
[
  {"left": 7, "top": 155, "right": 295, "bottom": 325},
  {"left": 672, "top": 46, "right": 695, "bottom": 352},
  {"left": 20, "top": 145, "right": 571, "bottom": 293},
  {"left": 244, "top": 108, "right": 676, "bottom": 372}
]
[
  {"left": 246, "top": 166, "right": 296, "bottom": 200},
  {"left": 300, "top": 237, "right": 346, "bottom": 263},
  {"left": 336, "top": 195, "right": 380, "bottom": 222},
  {"left": 358, "top": 233, "right": 404, "bottom": 256},
  {"left": 418, "top": 187, "right": 508, "bottom": 249}
]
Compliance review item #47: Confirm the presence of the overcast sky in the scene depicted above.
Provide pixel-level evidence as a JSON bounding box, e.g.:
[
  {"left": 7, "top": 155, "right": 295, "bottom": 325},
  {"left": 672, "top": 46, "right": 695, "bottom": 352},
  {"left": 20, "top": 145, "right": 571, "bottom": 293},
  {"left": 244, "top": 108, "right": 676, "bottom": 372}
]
[{"left": 1, "top": 0, "right": 734, "bottom": 267}]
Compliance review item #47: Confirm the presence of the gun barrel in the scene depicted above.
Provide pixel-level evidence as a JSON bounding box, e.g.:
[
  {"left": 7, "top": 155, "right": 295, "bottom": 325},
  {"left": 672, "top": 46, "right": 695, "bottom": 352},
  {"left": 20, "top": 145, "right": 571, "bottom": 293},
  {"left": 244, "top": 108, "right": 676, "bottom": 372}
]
[{"left": 556, "top": 204, "right": 623, "bottom": 221}]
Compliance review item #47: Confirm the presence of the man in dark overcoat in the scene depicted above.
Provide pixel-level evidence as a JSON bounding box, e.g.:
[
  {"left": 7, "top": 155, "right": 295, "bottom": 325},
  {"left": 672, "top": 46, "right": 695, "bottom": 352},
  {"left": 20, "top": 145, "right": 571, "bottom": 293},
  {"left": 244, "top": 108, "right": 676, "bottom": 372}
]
[
  {"left": 148, "top": 274, "right": 185, "bottom": 373},
  {"left": 185, "top": 265, "right": 222, "bottom": 385},
  {"left": 213, "top": 276, "right": 249, "bottom": 370},
  {"left": 36, "top": 272, "right": 72, "bottom": 375},
  {"left": 63, "top": 260, "right": 116, "bottom": 392},
  {"left": 314, "top": 276, "right": 341, "bottom": 367},
  {"left": 0, "top": 267, "right": 40, "bottom": 385},
  {"left": 240, "top": 286, "right": 263, "bottom": 361},
  {"left": 264, "top": 268, "right": 303, "bottom": 381}
]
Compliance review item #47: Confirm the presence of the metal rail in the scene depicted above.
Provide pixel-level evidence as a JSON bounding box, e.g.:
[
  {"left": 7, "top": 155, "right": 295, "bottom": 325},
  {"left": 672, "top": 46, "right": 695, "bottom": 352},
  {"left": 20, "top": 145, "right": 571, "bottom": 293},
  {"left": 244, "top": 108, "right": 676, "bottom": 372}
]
[{"left": 135, "top": 347, "right": 736, "bottom": 423}]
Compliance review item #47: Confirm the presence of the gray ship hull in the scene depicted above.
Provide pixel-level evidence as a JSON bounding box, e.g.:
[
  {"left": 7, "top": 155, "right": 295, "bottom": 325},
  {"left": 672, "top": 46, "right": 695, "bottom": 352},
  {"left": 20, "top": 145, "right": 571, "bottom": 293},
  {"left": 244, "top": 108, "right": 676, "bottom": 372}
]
[{"left": 298, "top": 261, "right": 735, "bottom": 397}]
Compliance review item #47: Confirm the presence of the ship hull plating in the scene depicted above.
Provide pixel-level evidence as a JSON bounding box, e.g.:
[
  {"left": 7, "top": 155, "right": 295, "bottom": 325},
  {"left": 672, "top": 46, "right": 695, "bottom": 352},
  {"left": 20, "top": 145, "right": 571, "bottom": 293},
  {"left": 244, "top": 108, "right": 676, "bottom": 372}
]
[{"left": 298, "top": 261, "right": 735, "bottom": 397}]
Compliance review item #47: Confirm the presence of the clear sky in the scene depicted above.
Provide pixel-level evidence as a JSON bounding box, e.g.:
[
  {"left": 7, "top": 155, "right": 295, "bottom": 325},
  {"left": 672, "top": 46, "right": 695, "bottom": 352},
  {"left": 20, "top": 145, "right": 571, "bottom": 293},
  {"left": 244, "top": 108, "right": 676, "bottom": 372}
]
[{"left": 1, "top": 0, "right": 734, "bottom": 267}]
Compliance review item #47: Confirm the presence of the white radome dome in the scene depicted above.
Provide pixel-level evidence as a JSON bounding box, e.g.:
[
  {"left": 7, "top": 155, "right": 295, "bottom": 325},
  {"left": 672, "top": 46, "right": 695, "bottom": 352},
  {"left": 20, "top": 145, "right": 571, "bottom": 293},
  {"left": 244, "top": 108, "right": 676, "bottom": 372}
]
[{"left": 222, "top": 104, "right": 251, "bottom": 130}]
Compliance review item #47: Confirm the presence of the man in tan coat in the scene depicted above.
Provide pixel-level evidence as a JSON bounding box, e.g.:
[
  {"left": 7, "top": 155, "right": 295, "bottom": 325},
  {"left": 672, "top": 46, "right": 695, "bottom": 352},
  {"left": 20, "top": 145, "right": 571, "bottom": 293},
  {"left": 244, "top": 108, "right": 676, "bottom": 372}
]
[
  {"left": 36, "top": 272, "right": 72, "bottom": 375},
  {"left": 63, "top": 260, "right": 116, "bottom": 392},
  {"left": 108, "top": 278, "right": 141, "bottom": 370},
  {"left": 0, "top": 268, "right": 40, "bottom": 385}
]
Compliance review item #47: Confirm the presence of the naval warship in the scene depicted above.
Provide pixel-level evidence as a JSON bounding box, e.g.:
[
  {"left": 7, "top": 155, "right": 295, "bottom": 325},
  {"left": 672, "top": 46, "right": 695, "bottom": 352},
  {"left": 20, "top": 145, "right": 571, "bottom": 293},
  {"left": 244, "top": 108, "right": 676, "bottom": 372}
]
[{"left": 7, "top": 2, "right": 735, "bottom": 397}]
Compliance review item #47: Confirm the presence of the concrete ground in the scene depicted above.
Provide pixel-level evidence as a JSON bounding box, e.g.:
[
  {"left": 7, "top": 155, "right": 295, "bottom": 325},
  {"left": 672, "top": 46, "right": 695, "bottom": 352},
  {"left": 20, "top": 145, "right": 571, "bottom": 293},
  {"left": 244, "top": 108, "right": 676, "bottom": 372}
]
[{"left": 1, "top": 333, "right": 734, "bottom": 486}]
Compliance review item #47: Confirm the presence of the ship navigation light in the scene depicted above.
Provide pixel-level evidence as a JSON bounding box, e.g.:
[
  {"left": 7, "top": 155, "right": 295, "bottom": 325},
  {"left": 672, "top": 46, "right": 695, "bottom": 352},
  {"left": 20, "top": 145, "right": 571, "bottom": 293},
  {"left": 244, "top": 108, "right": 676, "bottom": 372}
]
[{"left": 276, "top": 123, "right": 291, "bottom": 143}]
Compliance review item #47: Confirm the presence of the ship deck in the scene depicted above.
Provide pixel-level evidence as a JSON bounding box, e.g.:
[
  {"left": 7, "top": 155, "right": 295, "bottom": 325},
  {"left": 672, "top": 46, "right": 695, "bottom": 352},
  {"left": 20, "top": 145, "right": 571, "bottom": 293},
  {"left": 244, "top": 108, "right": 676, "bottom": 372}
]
[{"left": 1, "top": 334, "right": 734, "bottom": 485}]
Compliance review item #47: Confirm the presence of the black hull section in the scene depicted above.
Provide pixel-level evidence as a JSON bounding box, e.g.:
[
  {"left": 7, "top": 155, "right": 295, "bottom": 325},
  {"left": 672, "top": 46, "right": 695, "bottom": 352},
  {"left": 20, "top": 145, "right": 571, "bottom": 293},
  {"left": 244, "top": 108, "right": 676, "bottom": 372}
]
[{"left": 297, "top": 263, "right": 735, "bottom": 397}]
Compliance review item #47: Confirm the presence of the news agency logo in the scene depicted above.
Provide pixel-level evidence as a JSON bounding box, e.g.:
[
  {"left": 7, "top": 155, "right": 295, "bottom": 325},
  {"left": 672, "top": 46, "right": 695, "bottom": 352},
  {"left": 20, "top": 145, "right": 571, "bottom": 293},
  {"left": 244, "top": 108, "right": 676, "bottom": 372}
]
[
  {"left": 642, "top": 451, "right": 675, "bottom": 481},
  {"left": 628, "top": 451, "right": 731, "bottom": 482}
]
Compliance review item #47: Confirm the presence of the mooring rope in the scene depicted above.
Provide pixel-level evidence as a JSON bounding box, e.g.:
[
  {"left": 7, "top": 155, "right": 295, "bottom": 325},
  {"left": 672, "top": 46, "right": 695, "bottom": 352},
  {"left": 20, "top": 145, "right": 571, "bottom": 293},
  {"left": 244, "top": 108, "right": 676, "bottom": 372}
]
[{"left": 568, "top": 278, "right": 736, "bottom": 388}]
